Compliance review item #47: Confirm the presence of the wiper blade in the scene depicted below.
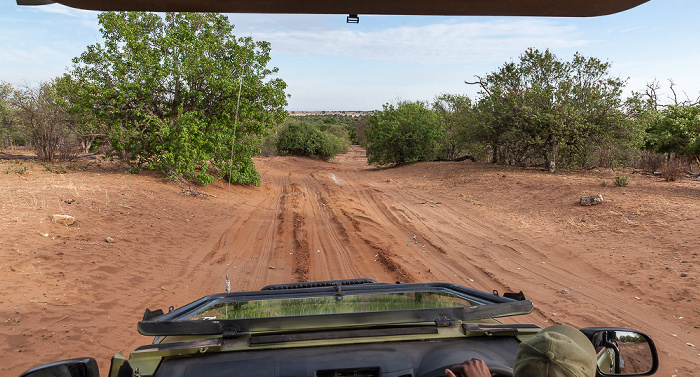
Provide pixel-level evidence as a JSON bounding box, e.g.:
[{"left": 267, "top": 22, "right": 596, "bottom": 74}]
[
  {"left": 463, "top": 323, "right": 541, "bottom": 335},
  {"left": 250, "top": 325, "right": 439, "bottom": 345}
]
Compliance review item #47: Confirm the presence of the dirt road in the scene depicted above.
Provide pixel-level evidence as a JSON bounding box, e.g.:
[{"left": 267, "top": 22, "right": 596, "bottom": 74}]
[{"left": 1, "top": 146, "right": 697, "bottom": 375}]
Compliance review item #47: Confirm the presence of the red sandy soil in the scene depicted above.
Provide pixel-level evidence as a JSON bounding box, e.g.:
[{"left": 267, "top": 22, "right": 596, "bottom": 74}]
[{"left": 1, "top": 145, "right": 698, "bottom": 376}]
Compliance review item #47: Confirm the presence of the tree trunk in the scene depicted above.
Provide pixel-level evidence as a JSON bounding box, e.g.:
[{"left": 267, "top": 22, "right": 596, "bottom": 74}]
[
  {"left": 545, "top": 159, "right": 556, "bottom": 173},
  {"left": 544, "top": 143, "right": 559, "bottom": 173}
]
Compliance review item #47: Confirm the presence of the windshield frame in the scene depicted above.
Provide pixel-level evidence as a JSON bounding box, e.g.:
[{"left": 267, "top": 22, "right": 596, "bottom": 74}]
[{"left": 137, "top": 282, "right": 533, "bottom": 336}]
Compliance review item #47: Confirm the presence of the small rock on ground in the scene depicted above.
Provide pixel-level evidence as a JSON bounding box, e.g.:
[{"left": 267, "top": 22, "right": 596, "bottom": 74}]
[
  {"left": 580, "top": 195, "right": 604, "bottom": 206},
  {"left": 50, "top": 214, "right": 76, "bottom": 226}
]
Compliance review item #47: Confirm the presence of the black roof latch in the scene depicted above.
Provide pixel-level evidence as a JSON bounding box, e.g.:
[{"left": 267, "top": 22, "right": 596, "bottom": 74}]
[
  {"left": 142, "top": 308, "right": 164, "bottom": 321},
  {"left": 347, "top": 14, "right": 359, "bottom": 23},
  {"left": 503, "top": 291, "right": 527, "bottom": 301},
  {"left": 493, "top": 290, "right": 527, "bottom": 301}
]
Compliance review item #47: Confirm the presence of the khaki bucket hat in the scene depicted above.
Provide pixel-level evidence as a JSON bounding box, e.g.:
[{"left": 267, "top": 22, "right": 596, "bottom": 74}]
[{"left": 513, "top": 324, "right": 597, "bottom": 377}]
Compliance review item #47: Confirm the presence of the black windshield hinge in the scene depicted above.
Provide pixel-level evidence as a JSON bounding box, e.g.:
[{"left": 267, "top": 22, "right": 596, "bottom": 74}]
[
  {"left": 334, "top": 282, "right": 344, "bottom": 302},
  {"left": 222, "top": 327, "right": 240, "bottom": 340},
  {"left": 435, "top": 316, "right": 459, "bottom": 327}
]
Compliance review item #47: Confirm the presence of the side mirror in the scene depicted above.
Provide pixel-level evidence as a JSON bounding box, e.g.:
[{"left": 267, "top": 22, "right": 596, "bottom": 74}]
[
  {"left": 18, "top": 357, "right": 99, "bottom": 377},
  {"left": 580, "top": 328, "right": 659, "bottom": 377}
]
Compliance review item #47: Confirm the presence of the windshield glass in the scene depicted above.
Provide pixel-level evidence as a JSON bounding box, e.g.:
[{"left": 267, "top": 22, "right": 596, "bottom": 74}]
[{"left": 188, "top": 291, "right": 477, "bottom": 320}]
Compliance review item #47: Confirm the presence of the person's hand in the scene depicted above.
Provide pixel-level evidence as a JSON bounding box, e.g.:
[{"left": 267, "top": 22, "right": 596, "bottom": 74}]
[{"left": 445, "top": 358, "right": 491, "bottom": 377}]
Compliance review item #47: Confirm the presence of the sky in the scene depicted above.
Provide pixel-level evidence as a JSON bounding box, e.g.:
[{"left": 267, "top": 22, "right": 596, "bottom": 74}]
[{"left": 1, "top": 0, "right": 698, "bottom": 111}]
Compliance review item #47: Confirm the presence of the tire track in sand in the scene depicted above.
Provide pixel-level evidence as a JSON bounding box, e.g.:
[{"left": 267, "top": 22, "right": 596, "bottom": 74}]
[
  {"left": 303, "top": 171, "right": 411, "bottom": 283},
  {"left": 290, "top": 183, "right": 310, "bottom": 282}
]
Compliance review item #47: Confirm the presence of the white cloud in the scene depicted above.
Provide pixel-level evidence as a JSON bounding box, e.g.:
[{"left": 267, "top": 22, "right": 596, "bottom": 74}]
[
  {"left": 247, "top": 19, "right": 591, "bottom": 65},
  {"left": 30, "top": 3, "right": 91, "bottom": 17},
  {"left": 28, "top": 3, "right": 100, "bottom": 29}
]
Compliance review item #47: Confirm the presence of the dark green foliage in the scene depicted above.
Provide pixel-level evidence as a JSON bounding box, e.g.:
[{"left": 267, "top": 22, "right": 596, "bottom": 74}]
[
  {"left": 276, "top": 122, "right": 350, "bottom": 159},
  {"left": 288, "top": 114, "right": 364, "bottom": 144},
  {"left": 469, "top": 48, "right": 640, "bottom": 172},
  {"left": 63, "top": 12, "right": 288, "bottom": 185},
  {"left": 354, "top": 115, "right": 370, "bottom": 147},
  {"left": 645, "top": 104, "right": 700, "bottom": 159},
  {"left": 432, "top": 94, "right": 486, "bottom": 160},
  {"left": 364, "top": 101, "right": 444, "bottom": 166},
  {"left": 614, "top": 175, "right": 628, "bottom": 187},
  {"left": 325, "top": 124, "right": 352, "bottom": 142}
]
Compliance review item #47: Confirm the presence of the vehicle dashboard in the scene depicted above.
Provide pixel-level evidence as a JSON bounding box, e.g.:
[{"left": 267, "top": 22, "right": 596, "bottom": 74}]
[{"left": 151, "top": 337, "right": 520, "bottom": 377}]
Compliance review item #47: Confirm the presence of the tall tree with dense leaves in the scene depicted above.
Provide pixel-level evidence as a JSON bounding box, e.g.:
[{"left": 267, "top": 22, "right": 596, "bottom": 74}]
[
  {"left": 469, "top": 48, "right": 634, "bottom": 171},
  {"left": 64, "top": 12, "right": 288, "bottom": 185},
  {"left": 646, "top": 104, "right": 700, "bottom": 161},
  {"left": 629, "top": 81, "right": 700, "bottom": 164}
]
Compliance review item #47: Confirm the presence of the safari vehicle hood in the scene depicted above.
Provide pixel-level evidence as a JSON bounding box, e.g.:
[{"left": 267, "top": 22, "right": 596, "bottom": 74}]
[
  {"left": 114, "top": 279, "right": 537, "bottom": 376},
  {"left": 20, "top": 279, "right": 660, "bottom": 377}
]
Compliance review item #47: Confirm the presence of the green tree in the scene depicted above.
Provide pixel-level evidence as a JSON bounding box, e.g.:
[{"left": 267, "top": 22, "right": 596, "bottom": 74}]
[
  {"left": 432, "top": 93, "right": 476, "bottom": 160},
  {"left": 364, "top": 101, "right": 444, "bottom": 166},
  {"left": 53, "top": 76, "right": 109, "bottom": 154},
  {"left": 0, "top": 82, "right": 17, "bottom": 147},
  {"left": 64, "top": 12, "right": 288, "bottom": 185},
  {"left": 469, "top": 48, "right": 634, "bottom": 171},
  {"left": 646, "top": 104, "right": 700, "bottom": 160}
]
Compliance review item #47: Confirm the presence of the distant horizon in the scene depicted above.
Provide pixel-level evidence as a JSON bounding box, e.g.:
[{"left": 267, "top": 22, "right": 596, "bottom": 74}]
[
  {"left": 288, "top": 110, "right": 373, "bottom": 114},
  {"left": 2, "top": 1, "right": 699, "bottom": 110}
]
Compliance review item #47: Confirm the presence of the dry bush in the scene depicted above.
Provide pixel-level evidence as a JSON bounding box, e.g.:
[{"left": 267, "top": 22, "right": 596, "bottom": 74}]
[
  {"left": 57, "top": 133, "right": 83, "bottom": 161},
  {"left": 591, "top": 146, "right": 639, "bottom": 169},
  {"left": 258, "top": 133, "right": 278, "bottom": 157},
  {"left": 659, "top": 157, "right": 687, "bottom": 181},
  {"left": 13, "top": 83, "right": 76, "bottom": 162},
  {"left": 172, "top": 176, "right": 213, "bottom": 198},
  {"left": 637, "top": 151, "right": 665, "bottom": 172}
]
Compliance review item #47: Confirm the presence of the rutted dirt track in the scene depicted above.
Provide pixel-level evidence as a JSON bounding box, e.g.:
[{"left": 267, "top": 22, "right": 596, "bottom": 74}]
[{"left": 1, "top": 146, "right": 698, "bottom": 376}]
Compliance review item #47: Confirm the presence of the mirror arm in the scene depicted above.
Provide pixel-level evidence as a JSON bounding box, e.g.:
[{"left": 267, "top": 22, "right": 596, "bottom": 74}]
[{"left": 604, "top": 340, "right": 621, "bottom": 374}]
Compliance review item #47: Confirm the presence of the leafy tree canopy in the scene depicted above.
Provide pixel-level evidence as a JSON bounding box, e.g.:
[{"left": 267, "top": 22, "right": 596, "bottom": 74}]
[
  {"left": 645, "top": 104, "right": 700, "bottom": 159},
  {"left": 432, "top": 93, "right": 475, "bottom": 160},
  {"left": 364, "top": 101, "right": 444, "bottom": 166},
  {"left": 469, "top": 48, "right": 636, "bottom": 171},
  {"left": 62, "top": 12, "right": 288, "bottom": 184}
]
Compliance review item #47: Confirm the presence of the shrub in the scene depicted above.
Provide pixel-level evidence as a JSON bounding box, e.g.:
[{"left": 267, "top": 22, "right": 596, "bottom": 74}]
[
  {"left": 5, "top": 161, "right": 28, "bottom": 174},
  {"left": 659, "top": 157, "right": 686, "bottom": 181},
  {"left": 614, "top": 175, "right": 628, "bottom": 187},
  {"left": 638, "top": 151, "right": 665, "bottom": 172},
  {"left": 11, "top": 135, "right": 27, "bottom": 147},
  {"left": 365, "top": 101, "right": 444, "bottom": 166},
  {"left": 258, "top": 131, "right": 279, "bottom": 157},
  {"left": 276, "top": 122, "right": 349, "bottom": 160}
]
